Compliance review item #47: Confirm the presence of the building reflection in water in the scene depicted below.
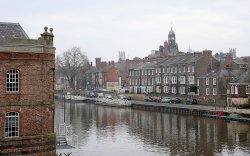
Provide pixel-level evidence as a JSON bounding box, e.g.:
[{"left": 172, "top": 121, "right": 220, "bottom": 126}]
[{"left": 55, "top": 101, "right": 250, "bottom": 155}]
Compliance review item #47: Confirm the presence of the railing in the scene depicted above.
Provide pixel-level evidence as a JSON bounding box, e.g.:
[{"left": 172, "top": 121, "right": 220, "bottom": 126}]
[{"left": 56, "top": 123, "right": 78, "bottom": 149}]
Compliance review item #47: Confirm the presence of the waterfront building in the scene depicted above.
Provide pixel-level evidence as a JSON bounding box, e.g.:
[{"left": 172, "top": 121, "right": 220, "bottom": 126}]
[
  {"left": 128, "top": 61, "right": 159, "bottom": 94},
  {"left": 153, "top": 50, "right": 219, "bottom": 96},
  {"left": 197, "top": 70, "right": 235, "bottom": 106},
  {"left": 0, "top": 22, "right": 56, "bottom": 155}
]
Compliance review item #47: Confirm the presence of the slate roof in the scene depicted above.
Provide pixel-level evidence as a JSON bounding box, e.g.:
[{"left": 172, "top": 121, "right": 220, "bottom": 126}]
[
  {"left": 133, "top": 61, "right": 158, "bottom": 70},
  {"left": 156, "top": 54, "right": 202, "bottom": 66},
  {"left": 233, "top": 58, "right": 248, "bottom": 65},
  {"left": 0, "top": 22, "right": 29, "bottom": 39}
]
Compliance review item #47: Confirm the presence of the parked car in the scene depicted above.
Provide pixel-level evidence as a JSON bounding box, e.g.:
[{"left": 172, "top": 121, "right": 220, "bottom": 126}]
[
  {"left": 105, "top": 94, "right": 113, "bottom": 100},
  {"left": 153, "top": 96, "right": 162, "bottom": 102},
  {"left": 118, "top": 95, "right": 132, "bottom": 100},
  {"left": 186, "top": 99, "right": 197, "bottom": 105},
  {"left": 161, "top": 97, "right": 172, "bottom": 103},
  {"left": 123, "top": 96, "right": 132, "bottom": 100},
  {"left": 171, "top": 98, "right": 181, "bottom": 104},
  {"left": 144, "top": 96, "right": 154, "bottom": 102}
]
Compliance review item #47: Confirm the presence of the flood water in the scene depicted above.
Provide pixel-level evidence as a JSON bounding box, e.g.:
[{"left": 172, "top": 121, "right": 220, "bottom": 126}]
[{"left": 55, "top": 101, "right": 250, "bottom": 156}]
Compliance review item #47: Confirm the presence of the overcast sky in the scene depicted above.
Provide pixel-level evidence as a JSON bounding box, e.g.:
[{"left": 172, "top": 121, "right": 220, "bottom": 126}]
[{"left": 2, "top": 0, "right": 250, "bottom": 63}]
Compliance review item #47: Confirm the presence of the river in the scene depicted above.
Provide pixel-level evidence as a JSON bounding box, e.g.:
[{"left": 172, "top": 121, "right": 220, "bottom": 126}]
[{"left": 55, "top": 101, "right": 250, "bottom": 156}]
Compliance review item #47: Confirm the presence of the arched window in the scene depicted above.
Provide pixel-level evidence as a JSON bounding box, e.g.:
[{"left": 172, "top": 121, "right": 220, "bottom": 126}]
[
  {"left": 5, "top": 111, "right": 19, "bottom": 138},
  {"left": 6, "top": 69, "right": 19, "bottom": 92}
]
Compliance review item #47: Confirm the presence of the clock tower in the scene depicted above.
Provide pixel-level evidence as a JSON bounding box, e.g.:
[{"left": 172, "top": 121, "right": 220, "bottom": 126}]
[{"left": 168, "top": 27, "right": 179, "bottom": 55}]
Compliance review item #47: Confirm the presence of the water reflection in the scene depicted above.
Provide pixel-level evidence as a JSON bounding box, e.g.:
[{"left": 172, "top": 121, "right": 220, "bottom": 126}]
[{"left": 55, "top": 101, "right": 250, "bottom": 156}]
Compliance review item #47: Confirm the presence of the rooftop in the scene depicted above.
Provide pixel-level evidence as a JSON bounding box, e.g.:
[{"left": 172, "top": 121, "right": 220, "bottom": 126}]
[{"left": 0, "top": 22, "right": 29, "bottom": 39}]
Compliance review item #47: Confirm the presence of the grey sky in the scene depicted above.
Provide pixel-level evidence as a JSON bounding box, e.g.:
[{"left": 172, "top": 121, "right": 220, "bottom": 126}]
[{"left": 2, "top": 0, "right": 250, "bottom": 63}]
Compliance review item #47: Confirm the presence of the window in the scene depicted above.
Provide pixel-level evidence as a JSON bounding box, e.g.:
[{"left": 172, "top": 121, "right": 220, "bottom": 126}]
[
  {"left": 213, "top": 88, "right": 217, "bottom": 95},
  {"left": 164, "top": 86, "right": 169, "bottom": 93},
  {"left": 7, "top": 69, "right": 19, "bottom": 92},
  {"left": 197, "top": 79, "right": 199, "bottom": 86},
  {"left": 187, "top": 66, "right": 190, "bottom": 72},
  {"left": 148, "top": 70, "right": 151, "bottom": 75},
  {"left": 162, "top": 68, "right": 165, "bottom": 73},
  {"left": 188, "top": 76, "right": 194, "bottom": 84},
  {"left": 129, "top": 79, "right": 132, "bottom": 85},
  {"left": 235, "top": 85, "right": 238, "bottom": 94},
  {"left": 135, "top": 79, "right": 137, "bottom": 85},
  {"left": 144, "top": 70, "right": 147, "bottom": 75},
  {"left": 179, "top": 67, "right": 182, "bottom": 73},
  {"left": 172, "top": 76, "right": 177, "bottom": 84},
  {"left": 175, "top": 67, "right": 177, "bottom": 73},
  {"left": 141, "top": 70, "right": 144, "bottom": 75},
  {"left": 171, "top": 67, "right": 173, "bottom": 73},
  {"left": 167, "top": 67, "right": 170, "bottom": 73},
  {"left": 231, "top": 85, "right": 234, "bottom": 94},
  {"left": 164, "top": 76, "right": 168, "bottom": 84},
  {"left": 183, "top": 66, "right": 186, "bottom": 73},
  {"left": 180, "top": 76, "right": 186, "bottom": 84},
  {"left": 172, "top": 86, "right": 176, "bottom": 94},
  {"left": 206, "top": 88, "right": 210, "bottom": 95},
  {"left": 179, "top": 86, "right": 185, "bottom": 95},
  {"left": 5, "top": 112, "right": 19, "bottom": 138},
  {"left": 192, "top": 66, "right": 195, "bottom": 72},
  {"left": 151, "top": 70, "right": 154, "bottom": 75},
  {"left": 206, "top": 78, "right": 209, "bottom": 85},
  {"left": 156, "top": 77, "right": 161, "bottom": 83},
  {"left": 213, "top": 78, "right": 216, "bottom": 85}
]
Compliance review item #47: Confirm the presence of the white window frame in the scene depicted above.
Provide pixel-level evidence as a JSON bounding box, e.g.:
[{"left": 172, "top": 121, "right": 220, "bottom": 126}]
[
  {"left": 179, "top": 86, "right": 185, "bottom": 95},
  {"left": 206, "top": 78, "right": 209, "bottom": 85},
  {"left": 164, "top": 86, "right": 169, "bottom": 93},
  {"left": 180, "top": 76, "right": 186, "bottom": 84},
  {"left": 213, "top": 78, "right": 216, "bottom": 85},
  {"left": 188, "top": 76, "right": 194, "bottom": 84},
  {"left": 188, "top": 66, "right": 190, "bottom": 72},
  {"left": 172, "top": 76, "right": 177, "bottom": 84},
  {"left": 7, "top": 69, "right": 19, "bottom": 92},
  {"left": 164, "top": 76, "right": 168, "bottom": 84},
  {"left": 192, "top": 66, "right": 195, "bottom": 72},
  {"left": 172, "top": 86, "right": 176, "bottom": 94},
  {"left": 213, "top": 88, "right": 217, "bottom": 95},
  {"left": 183, "top": 66, "right": 186, "bottom": 73},
  {"left": 197, "top": 79, "right": 199, "bottom": 86},
  {"left": 5, "top": 111, "right": 19, "bottom": 138},
  {"left": 206, "top": 88, "right": 210, "bottom": 95}
]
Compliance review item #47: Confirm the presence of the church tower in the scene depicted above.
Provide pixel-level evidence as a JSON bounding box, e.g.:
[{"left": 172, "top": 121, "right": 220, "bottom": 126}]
[{"left": 168, "top": 27, "right": 179, "bottom": 55}]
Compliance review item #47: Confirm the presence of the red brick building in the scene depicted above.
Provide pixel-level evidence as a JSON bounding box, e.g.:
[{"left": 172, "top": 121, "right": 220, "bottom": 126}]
[{"left": 0, "top": 23, "right": 56, "bottom": 155}]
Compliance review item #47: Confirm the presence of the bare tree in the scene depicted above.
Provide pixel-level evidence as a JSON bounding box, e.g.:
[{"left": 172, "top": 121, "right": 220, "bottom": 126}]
[{"left": 56, "top": 46, "right": 89, "bottom": 89}]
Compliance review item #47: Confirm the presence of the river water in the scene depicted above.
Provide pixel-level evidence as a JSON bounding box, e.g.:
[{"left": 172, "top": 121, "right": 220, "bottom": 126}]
[{"left": 55, "top": 101, "right": 250, "bottom": 156}]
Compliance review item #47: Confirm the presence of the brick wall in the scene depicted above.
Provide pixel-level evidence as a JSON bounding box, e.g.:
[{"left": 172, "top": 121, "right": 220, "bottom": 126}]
[{"left": 0, "top": 50, "right": 55, "bottom": 155}]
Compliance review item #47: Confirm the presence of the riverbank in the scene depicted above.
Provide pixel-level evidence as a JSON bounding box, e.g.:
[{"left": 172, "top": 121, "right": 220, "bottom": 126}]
[{"left": 131, "top": 101, "right": 250, "bottom": 123}]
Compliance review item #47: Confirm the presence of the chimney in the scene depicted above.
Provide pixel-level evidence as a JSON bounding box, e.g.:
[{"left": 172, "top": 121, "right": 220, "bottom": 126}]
[{"left": 95, "top": 58, "right": 101, "bottom": 68}]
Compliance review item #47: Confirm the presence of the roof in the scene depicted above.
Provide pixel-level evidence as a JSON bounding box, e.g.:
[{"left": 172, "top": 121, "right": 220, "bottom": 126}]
[
  {"left": 200, "top": 70, "right": 236, "bottom": 78},
  {"left": 131, "top": 61, "right": 158, "bottom": 70},
  {"left": 0, "top": 22, "right": 29, "bottom": 39},
  {"left": 156, "top": 54, "right": 202, "bottom": 66},
  {"left": 233, "top": 58, "right": 248, "bottom": 65}
]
